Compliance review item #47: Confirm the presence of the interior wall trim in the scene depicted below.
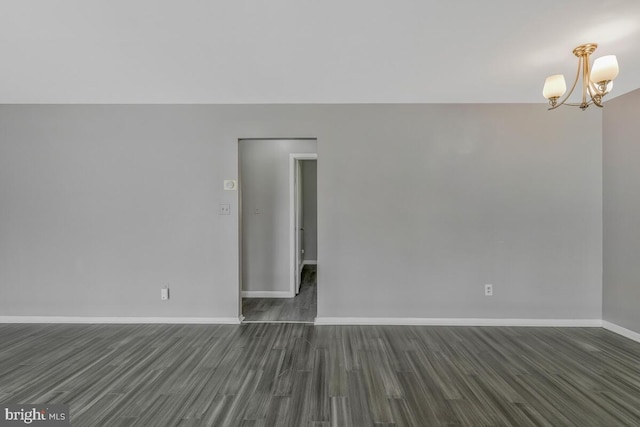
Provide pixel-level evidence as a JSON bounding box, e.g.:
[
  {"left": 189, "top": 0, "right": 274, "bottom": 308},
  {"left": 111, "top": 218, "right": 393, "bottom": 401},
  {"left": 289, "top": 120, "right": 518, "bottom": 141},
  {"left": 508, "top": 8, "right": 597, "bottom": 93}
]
[
  {"left": 241, "top": 291, "right": 294, "bottom": 298},
  {"left": 314, "top": 317, "right": 603, "bottom": 327},
  {"left": 0, "top": 316, "right": 242, "bottom": 325},
  {"left": 602, "top": 320, "right": 640, "bottom": 344}
]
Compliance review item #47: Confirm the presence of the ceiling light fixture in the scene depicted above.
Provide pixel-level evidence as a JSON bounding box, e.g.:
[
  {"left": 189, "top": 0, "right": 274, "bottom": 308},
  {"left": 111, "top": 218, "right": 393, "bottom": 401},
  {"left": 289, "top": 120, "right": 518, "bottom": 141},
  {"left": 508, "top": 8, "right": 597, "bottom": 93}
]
[{"left": 542, "top": 43, "right": 619, "bottom": 110}]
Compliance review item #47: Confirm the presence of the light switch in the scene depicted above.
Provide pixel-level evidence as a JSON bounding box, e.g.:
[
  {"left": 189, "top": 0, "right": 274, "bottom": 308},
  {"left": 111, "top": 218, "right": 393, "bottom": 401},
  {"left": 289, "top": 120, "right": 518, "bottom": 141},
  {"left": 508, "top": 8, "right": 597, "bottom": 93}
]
[
  {"left": 224, "top": 180, "right": 237, "bottom": 190},
  {"left": 219, "top": 204, "right": 231, "bottom": 215}
]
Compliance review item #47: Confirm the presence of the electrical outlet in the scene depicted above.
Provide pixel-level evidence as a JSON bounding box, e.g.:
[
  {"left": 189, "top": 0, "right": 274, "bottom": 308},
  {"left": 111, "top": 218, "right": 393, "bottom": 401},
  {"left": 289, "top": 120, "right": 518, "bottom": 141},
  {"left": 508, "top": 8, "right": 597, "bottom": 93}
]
[
  {"left": 161, "top": 287, "right": 169, "bottom": 300},
  {"left": 219, "top": 204, "right": 231, "bottom": 215},
  {"left": 484, "top": 284, "right": 493, "bottom": 297}
]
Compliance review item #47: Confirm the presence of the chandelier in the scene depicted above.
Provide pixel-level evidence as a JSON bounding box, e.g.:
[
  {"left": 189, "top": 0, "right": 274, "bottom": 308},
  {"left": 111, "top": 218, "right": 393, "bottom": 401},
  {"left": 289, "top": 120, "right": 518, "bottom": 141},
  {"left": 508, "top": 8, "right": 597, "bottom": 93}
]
[{"left": 542, "top": 43, "right": 619, "bottom": 110}]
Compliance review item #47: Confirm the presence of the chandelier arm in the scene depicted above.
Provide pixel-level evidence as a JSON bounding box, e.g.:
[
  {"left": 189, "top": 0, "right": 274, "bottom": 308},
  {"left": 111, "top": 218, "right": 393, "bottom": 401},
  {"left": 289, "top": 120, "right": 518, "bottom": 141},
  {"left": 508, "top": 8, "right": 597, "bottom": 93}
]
[
  {"left": 585, "top": 57, "right": 605, "bottom": 106},
  {"left": 588, "top": 80, "right": 601, "bottom": 95},
  {"left": 569, "top": 97, "right": 604, "bottom": 106},
  {"left": 587, "top": 80, "right": 606, "bottom": 107},
  {"left": 586, "top": 98, "right": 604, "bottom": 108},
  {"left": 547, "top": 57, "right": 582, "bottom": 110},
  {"left": 586, "top": 85, "right": 600, "bottom": 107},
  {"left": 582, "top": 55, "right": 590, "bottom": 107}
]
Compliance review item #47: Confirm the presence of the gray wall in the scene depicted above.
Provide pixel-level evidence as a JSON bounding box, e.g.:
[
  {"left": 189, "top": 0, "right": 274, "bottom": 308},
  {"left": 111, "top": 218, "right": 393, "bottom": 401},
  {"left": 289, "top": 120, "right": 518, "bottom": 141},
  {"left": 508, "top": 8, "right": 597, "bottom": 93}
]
[
  {"left": 301, "top": 160, "right": 318, "bottom": 262},
  {"left": 239, "top": 139, "right": 317, "bottom": 293},
  {"left": 0, "top": 104, "right": 602, "bottom": 320},
  {"left": 0, "top": 106, "right": 242, "bottom": 318},
  {"left": 603, "top": 88, "right": 640, "bottom": 333},
  {"left": 317, "top": 105, "right": 602, "bottom": 319}
]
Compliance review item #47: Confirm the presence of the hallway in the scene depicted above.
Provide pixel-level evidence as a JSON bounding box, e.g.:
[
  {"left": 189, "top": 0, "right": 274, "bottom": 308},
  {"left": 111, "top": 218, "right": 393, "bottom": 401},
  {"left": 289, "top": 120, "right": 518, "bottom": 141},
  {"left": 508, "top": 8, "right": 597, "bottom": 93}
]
[{"left": 242, "top": 265, "right": 317, "bottom": 322}]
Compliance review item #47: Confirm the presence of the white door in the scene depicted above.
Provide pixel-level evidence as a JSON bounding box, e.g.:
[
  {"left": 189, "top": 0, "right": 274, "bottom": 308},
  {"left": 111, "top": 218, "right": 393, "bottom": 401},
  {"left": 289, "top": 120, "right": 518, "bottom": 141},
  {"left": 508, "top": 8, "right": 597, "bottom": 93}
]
[
  {"left": 290, "top": 152, "right": 317, "bottom": 298},
  {"left": 295, "top": 160, "right": 304, "bottom": 294}
]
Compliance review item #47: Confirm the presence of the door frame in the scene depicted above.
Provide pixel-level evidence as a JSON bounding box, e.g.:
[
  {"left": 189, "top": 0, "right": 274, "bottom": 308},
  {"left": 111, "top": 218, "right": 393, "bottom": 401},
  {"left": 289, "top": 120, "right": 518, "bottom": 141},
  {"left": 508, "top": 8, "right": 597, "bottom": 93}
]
[{"left": 289, "top": 153, "right": 317, "bottom": 297}]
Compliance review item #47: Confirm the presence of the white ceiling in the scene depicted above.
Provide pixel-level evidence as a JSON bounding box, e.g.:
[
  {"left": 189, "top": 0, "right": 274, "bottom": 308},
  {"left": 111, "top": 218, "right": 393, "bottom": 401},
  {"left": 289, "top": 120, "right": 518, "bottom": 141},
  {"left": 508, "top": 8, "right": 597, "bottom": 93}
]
[{"left": 1, "top": 0, "right": 639, "bottom": 104}]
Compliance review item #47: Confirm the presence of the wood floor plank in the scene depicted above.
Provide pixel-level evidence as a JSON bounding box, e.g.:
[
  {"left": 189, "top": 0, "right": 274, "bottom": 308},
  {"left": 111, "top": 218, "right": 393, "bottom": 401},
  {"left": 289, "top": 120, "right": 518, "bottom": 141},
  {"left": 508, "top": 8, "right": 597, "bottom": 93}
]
[
  {"left": 288, "top": 370, "right": 312, "bottom": 427},
  {"left": 394, "top": 371, "right": 443, "bottom": 425},
  {"left": 263, "top": 395, "right": 291, "bottom": 427},
  {"left": 346, "top": 370, "right": 374, "bottom": 427},
  {"left": 328, "top": 327, "right": 348, "bottom": 397},
  {"left": 243, "top": 348, "right": 285, "bottom": 421},
  {"left": 330, "top": 396, "right": 352, "bottom": 427},
  {"left": 309, "top": 348, "right": 330, "bottom": 423}
]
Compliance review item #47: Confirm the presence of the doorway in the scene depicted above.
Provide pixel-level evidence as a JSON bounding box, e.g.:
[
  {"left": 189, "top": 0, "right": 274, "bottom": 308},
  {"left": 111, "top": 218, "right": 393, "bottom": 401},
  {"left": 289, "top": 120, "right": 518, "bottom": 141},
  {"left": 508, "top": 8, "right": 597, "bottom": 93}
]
[{"left": 238, "top": 139, "right": 317, "bottom": 322}]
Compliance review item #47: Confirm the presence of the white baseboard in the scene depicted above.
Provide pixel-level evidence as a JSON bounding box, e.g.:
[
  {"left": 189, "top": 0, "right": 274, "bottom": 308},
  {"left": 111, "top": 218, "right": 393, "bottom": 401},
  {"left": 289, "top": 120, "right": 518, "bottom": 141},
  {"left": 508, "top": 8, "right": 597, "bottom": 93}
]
[
  {"left": 0, "top": 315, "right": 611, "bottom": 329},
  {"left": 602, "top": 321, "right": 640, "bottom": 344},
  {"left": 242, "top": 291, "right": 294, "bottom": 298},
  {"left": 314, "top": 317, "right": 603, "bottom": 327},
  {"left": 0, "top": 316, "right": 242, "bottom": 325},
  {"left": 302, "top": 260, "right": 317, "bottom": 265},
  {"left": 242, "top": 320, "right": 314, "bottom": 324}
]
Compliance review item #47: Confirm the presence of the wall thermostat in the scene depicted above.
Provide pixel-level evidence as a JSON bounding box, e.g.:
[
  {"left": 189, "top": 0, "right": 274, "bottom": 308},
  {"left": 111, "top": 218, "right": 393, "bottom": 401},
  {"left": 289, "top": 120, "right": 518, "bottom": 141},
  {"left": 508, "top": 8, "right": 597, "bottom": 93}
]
[{"left": 224, "top": 180, "right": 237, "bottom": 190}]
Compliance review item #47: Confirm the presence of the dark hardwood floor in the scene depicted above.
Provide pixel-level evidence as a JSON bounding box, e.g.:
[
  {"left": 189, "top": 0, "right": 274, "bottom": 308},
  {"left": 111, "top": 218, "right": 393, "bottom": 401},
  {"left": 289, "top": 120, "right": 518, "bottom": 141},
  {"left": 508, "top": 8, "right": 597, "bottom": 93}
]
[
  {"left": 242, "top": 265, "right": 317, "bottom": 322},
  {"left": 1, "top": 323, "right": 640, "bottom": 426}
]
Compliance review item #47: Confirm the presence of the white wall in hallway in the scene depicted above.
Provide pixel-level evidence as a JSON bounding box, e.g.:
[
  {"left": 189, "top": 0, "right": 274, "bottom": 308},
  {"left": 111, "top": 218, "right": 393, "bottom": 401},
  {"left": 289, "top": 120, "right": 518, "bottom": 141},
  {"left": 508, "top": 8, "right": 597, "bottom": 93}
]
[
  {"left": 301, "top": 160, "right": 318, "bottom": 262},
  {"left": 239, "top": 139, "right": 317, "bottom": 293}
]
